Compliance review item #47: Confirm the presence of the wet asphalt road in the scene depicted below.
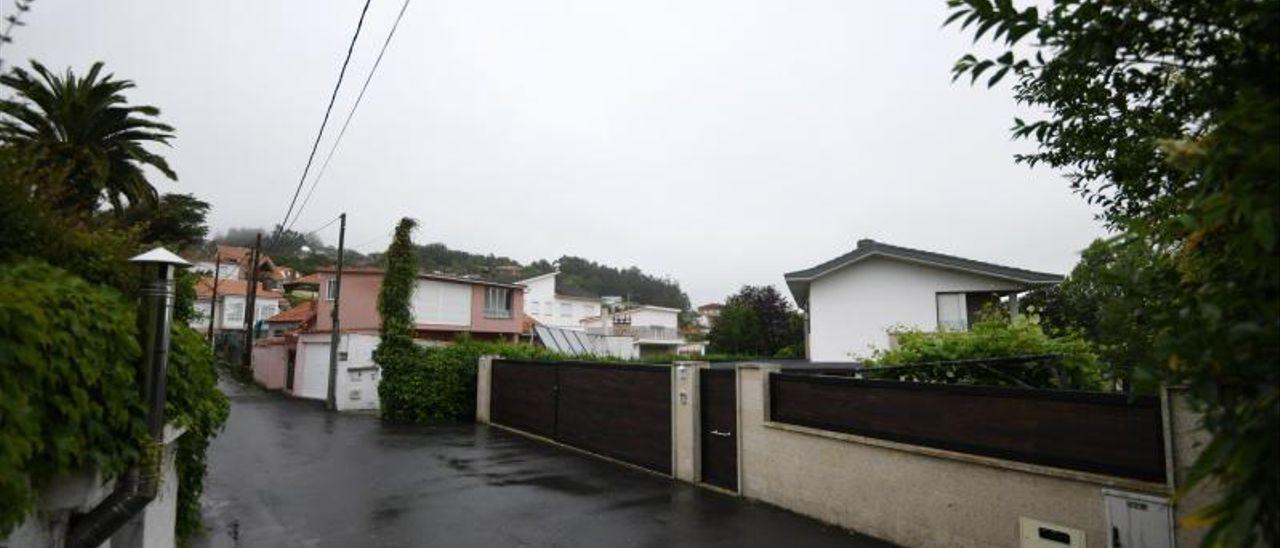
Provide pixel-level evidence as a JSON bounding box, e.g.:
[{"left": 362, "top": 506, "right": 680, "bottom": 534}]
[{"left": 194, "top": 382, "right": 891, "bottom": 548}]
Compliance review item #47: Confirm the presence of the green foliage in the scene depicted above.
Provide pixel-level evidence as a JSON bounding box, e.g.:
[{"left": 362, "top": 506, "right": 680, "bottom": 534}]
[
  {"left": 125, "top": 193, "right": 210, "bottom": 252},
  {"left": 708, "top": 285, "right": 804, "bottom": 357},
  {"left": 164, "top": 326, "right": 230, "bottom": 541},
  {"left": 0, "top": 61, "right": 175, "bottom": 213},
  {"left": 549, "top": 256, "right": 690, "bottom": 310},
  {"left": 373, "top": 217, "right": 419, "bottom": 388},
  {"left": 948, "top": 1, "right": 1279, "bottom": 542},
  {"left": 379, "top": 340, "right": 566, "bottom": 423},
  {"left": 0, "top": 260, "right": 146, "bottom": 534},
  {"left": 0, "top": 155, "right": 143, "bottom": 291},
  {"left": 1022, "top": 236, "right": 1180, "bottom": 391},
  {"left": 870, "top": 314, "right": 1105, "bottom": 391}
]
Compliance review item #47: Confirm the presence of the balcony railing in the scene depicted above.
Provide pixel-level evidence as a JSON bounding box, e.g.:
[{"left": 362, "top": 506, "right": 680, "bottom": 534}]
[{"left": 586, "top": 325, "right": 679, "bottom": 340}]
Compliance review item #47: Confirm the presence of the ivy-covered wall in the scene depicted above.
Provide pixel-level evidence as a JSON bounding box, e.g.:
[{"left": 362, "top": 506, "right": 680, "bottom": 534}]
[{"left": 0, "top": 260, "right": 230, "bottom": 541}]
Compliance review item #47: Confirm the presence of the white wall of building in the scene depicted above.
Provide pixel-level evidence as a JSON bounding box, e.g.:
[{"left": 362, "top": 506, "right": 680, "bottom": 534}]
[
  {"left": 292, "top": 333, "right": 381, "bottom": 411},
  {"left": 808, "top": 256, "right": 1024, "bottom": 362},
  {"left": 620, "top": 307, "right": 679, "bottom": 330},
  {"left": 411, "top": 279, "right": 471, "bottom": 326},
  {"left": 521, "top": 273, "right": 602, "bottom": 330},
  {"left": 188, "top": 295, "right": 282, "bottom": 331}
]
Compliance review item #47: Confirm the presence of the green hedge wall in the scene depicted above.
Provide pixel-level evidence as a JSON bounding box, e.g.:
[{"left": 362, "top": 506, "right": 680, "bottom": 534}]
[{"left": 378, "top": 340, "right": 565, "bottom": 423}]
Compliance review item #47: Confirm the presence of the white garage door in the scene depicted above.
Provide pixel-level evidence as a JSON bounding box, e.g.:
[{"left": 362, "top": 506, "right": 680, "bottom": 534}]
[{"left": 297, "top": 342, "right": 330, "bottom": 400}]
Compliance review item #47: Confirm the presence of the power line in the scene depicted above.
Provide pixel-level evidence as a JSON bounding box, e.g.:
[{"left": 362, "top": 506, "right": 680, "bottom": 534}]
[
  {"left": 286, "top": 0, "right": 413, "bottom": 233},
  {"left": 268, "top": 0, "right": 374, "bottom": 250},
  {"left": 299, "top": 213, "right": 343, "bottom": 237}
]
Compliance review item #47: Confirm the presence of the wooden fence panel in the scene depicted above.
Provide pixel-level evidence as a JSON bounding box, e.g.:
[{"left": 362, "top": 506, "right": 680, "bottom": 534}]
[
  {"left": 556, "top": 363, "right": 672, "bottom": 474},
  {"left": 769, "top": 373, "right": 1166, "bottom": 482},
  {"left": 490, "top": 359, "right": 558, "bottom": 439}
]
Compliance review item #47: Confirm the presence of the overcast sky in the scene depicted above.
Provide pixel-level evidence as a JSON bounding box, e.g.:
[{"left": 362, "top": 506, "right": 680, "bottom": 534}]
[{"left": 8, "top": 0, "right": 1105, "bottom": 305}]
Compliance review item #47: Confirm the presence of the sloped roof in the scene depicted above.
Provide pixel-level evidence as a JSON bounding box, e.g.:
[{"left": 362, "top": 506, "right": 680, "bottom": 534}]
[
  {"left": 784, "top": 239, "right": 1063, "bottom": 307},
  {"left": 534, "top": 324, "right": 604, "bottom": 356},
  {"left": 286, "top": 272, "right": 324, "bottom": 286},
  {"left": 266, "top": 300, "right": 315, "bottom": 323},
  {"left": 314, "top": 266, "right": 525, "bottom": 289}
]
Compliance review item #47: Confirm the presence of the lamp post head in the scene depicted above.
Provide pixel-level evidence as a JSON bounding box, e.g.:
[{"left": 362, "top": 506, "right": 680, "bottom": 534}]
[{"left": 129, "top": 247, "right": 192, "bottom": 268}]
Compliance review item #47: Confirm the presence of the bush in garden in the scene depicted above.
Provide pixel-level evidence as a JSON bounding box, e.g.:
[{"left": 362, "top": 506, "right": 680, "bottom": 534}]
[{"left": 870, "top": 313, "right": 1106, "bottom": 391}]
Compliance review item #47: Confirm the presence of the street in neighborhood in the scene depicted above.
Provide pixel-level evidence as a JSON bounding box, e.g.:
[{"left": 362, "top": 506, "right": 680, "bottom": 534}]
[{"left": 195, "top": 381, "right": 891, "bottom": 548}]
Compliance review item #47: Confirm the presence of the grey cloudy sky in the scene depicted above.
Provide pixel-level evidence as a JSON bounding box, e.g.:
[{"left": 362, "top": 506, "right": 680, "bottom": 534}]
[{"left": 8, "top": 0, "right": 1105, "bottom": 305}]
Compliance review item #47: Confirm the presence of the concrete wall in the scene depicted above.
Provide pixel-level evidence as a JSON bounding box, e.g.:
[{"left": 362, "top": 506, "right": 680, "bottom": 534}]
[
  {"left": 808, "top": 256, "right": 1024, "bottom": 361},
  {"left": 735, "top": 365, "right": 1188, "bottom": 548},
  {"left": 252, "top": 339, "right": 289, "bottom": 390},
  {"left": 1166, "top": 387, "right": 1212, "bottom": 547},
  {"left": 473, "top": 358, "right": 1215, "bottom": 547}
]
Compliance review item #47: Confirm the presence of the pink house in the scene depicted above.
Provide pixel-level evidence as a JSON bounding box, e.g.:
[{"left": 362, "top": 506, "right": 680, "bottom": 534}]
[{"left": 312, "top": 266, "right": 526, "bottom": 342}]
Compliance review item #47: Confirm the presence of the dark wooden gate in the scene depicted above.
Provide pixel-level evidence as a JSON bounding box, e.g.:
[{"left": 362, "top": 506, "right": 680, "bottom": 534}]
[
  {"left": 490, "top": 359, "right": 557, "bottom": 439},
  {"left": 699, "top": 368, "right": 737, "bottom": 491},
  {"left": 489, "top": 359, "right": 672, "bottom": 475}
]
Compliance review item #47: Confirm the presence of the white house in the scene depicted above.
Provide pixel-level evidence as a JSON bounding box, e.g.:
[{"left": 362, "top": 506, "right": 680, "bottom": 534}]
[
  {"left": 517, "top": 271, "right": 603, "bottom": 330},
  {"left": 784, "top": 239, "right": 1063, "bottom": 362},
  {"left": 581, "top": 304, "right": 687, "bottom": 359},
  {"left": 191, "top": 278, "right": 286, "bottom": 334}
]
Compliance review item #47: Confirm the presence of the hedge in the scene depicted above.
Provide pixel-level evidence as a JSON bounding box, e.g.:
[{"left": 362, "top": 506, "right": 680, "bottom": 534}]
[{"left": 377, "top": 340, "right": 567, "bottom": 423}]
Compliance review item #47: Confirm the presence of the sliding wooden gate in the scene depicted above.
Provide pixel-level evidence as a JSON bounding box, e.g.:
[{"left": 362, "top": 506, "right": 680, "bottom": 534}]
[{"left": 490, "top": 359, "right": 673, "bottom": 475}]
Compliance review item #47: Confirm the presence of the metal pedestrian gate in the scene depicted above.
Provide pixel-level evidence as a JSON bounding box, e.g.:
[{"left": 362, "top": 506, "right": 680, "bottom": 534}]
[
  {"left": 699, "top": 368, "right": 738, "bottom": 491},
  {"left": 490, "top": 359, "right": 673, "bottom": 475}
]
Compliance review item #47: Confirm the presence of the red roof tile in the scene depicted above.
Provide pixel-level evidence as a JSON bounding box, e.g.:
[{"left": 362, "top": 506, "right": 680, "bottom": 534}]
[{"left": 266, "top": 300, "right": 315, "bottom": 323}]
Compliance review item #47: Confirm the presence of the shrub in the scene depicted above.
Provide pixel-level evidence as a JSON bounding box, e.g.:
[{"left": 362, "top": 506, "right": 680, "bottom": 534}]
[
  {"left": 379, "top": 340, "right": 565, "bottom": 423},
  {"left": 0, "top": 260, "right": 146, "bottom": 534},
  {"left": 870, "top": 314, "right": 1106, "bottom": 391},
  {"left": 165, "top": 326, "right": 230, "bottom": 541}
]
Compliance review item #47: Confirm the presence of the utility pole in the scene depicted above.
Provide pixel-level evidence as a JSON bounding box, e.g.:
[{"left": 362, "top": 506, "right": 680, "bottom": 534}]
[
  {"left": 326, "top": 213, "right": 347, "bottom": 411},
  {"left": 242, "top": 234, "right": 262, "bottom": 369},
  {"left": 206, "top": 253, "right": 220, "bottom": 344}
]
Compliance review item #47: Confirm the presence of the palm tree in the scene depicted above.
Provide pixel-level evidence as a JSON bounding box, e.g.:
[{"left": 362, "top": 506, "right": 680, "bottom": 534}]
[{"left": 0, "top": 61, "right": 175, "bottom": 213}]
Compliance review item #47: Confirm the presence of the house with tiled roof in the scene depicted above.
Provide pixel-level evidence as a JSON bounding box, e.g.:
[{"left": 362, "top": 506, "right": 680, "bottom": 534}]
[
  {"left": 264, "top": 300, "right": 316, "bottom": 337},
  {"left": 190, "top": 277, "right": 289, "bottom": 334},
  {"left": 784, "top": 238, "right": 1063, "bottom": 361}
]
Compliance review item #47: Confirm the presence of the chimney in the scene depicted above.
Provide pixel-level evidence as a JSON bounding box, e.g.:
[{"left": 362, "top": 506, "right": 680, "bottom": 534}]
[{"left": 857, "top": 238, "right": 876, "bottom": 249}]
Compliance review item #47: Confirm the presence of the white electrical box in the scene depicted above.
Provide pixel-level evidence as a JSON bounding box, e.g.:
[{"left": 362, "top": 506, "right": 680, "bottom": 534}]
[
  {"left": 1103, "top": 489, "right": 1173, "bottom": 548},
  {"left": 1020, "top": 517, "right": 1085, "bottom": 548}
]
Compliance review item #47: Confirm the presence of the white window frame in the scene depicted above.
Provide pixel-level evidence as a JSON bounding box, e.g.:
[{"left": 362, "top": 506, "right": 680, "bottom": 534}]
[
  {"left": 936, "top": 292, "right": 968, "bottom": 332},
  {"left": 326, "top": 279, "right": 338, "bottom": 301},
  {"left": 223, "top": 301, "right": 245, "bottom": 326},
  {"left": 484, "top": 287, "right": 512, "bottom": 319}
]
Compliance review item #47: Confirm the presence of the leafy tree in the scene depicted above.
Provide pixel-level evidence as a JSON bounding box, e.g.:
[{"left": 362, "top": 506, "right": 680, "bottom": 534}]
[
  {"left": 0, "top": 61, "right": 175, "bottom": 214},
  {"left": 708, "top": 285, "right": 803, "bottom": 357},
  {"left": 948, "top": 0, "right": 1279, "bottom": 543},
  {"left": 126, "top": 193, "right": 209, "bottom": 252},
  {"left": 1022, "top": 236, "right": 1179, "bottom": 390},
  {"left": 373, "top": 217, "right": 419, "bottom": 417}
]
